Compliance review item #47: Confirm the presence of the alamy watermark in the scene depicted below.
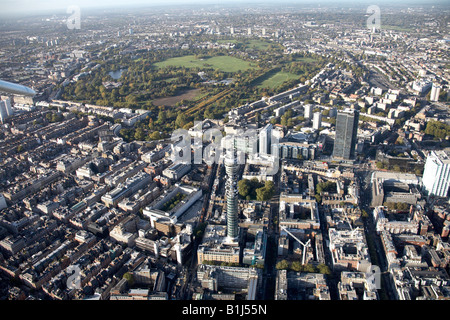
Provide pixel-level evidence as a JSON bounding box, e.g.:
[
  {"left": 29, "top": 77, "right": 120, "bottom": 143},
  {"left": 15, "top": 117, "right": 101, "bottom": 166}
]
[
  {"left": 66, "top": 264, "right": 81, "bottom": 290},
  {"left": 366, "top": 5, "right": 381, "bottom": 32},
  {"left": 67, "top": 5, "right": 81, "bottom": 30},
  {"left": 365, "top": 264, "right": 382, "bottom": 290}
]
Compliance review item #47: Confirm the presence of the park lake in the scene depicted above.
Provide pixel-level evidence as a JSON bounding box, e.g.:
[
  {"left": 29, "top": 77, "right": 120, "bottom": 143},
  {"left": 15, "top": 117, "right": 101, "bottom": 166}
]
[{"left": 108, "top": 68, "right": 127, "bottom": 80}]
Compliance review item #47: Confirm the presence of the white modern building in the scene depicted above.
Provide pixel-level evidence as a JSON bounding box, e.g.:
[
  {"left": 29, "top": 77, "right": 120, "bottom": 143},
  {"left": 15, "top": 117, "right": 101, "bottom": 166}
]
[
  {"left": 313, "top": 111, "right": 322, "bottom": 130},
  {"left": 422, "top": 150, "right": 450, "bottom": 198},
  {"left": 304, "top": 104, "right": 313, "bottom": 119},
  {"left": 430, "top": 83, "right": 441, "bottom": 102},
  {"left": 259, "top": 123, "right": 273, "bottom": 155},
  {"left": 162, "top": 162, "right": 191, "bottom": 181},
  {"left": 143, "top": 185, "right": 202, "bottom": 227},
  {"left": 411, "top": 79, "right": 432, "bottom": 94}
]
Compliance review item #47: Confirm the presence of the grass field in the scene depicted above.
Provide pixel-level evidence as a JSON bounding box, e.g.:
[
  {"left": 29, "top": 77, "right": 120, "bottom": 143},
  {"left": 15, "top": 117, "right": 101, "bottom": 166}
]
[
  {"left": 154, "top": 55, "right": 256, "bottom": 73},
  {"left": 245, "top": 39, "right": 274, "bottom": 51},
  {"left": 254, "top": 69, "right": 299, "bottom": 89},
  {"left": 216, "top": 39, "right": 275, "bottom": 51}
]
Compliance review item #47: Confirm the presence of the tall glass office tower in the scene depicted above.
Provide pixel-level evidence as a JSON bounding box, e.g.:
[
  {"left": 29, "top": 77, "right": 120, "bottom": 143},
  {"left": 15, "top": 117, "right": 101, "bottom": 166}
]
[
  {"left": 224, "top": 147, "right": 239, "bottom": 242},
  {"left": 333, "top": 109, "right": 359, "bottom": 160}
]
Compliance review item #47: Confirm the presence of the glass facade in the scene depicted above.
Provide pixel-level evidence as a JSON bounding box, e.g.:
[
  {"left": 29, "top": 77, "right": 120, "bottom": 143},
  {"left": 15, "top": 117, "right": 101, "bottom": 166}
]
[{"left": 333, "top": 110, "right": 359, "bottom": 160}]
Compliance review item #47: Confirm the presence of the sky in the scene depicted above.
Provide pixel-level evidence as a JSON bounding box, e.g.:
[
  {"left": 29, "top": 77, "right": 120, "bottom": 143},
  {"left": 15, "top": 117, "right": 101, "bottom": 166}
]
[{"left": 0, "top": 0, "right": 447, "bottom": 16}]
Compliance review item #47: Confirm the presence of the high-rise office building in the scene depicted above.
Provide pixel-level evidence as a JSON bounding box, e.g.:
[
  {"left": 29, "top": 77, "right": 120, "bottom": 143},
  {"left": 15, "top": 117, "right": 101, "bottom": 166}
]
[
  {"left": 304, "top": 104, "right": 313, "bottom": 119},
  {"left": 333, "top": 109, "right": 359, "bottom": 160},
  {"left": 2, "top": 98, "right": 13, "bottom": 117},
  {"left": 313, "top": 111, "right": 322, "bottom": 130},
  {"left": 259, "top": 123, "right": 272, "bottom": 155},
  {"left": 430, "top": 83, "right": 441, "bottom": 102},
  {"left": 0, "top": 100, "right": 8, "bottom": 124},
  {"left": 329, "top": 107, "right": 337, "bottom": 118},
  {"left": 224, "top": 147, "right": 239, "bottom": 242},
  {"left": 422, "top": 150, "right": 450, "bottom": 198},
  {"left": 0, "top": 194, "right": 6, "bottom": 210}
]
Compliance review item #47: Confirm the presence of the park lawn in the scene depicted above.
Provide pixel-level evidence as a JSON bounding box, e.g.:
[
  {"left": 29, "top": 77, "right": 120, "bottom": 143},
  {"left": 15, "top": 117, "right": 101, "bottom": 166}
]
[
  {"left": 192, "top": 90, "right": 210, "bottom": 101},
  {"left": 245, "top": 39, "right": 275, "bottom": 51},
  {"left": 255, "top": 70, "right": 299, "bottom": 89},
  {"left": 217, "top": 39, "right": 275, "bottom": 51},
  {"left": 216, "top": 39, "right": 239, "bottom": 44},
  {"left": 154, "top": 55, "right": 256, "bottom": 73}
]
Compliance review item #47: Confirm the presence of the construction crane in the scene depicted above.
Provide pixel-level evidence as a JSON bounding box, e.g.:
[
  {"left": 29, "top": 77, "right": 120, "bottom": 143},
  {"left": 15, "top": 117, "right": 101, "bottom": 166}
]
[
  {"left": 0, "top": 79, "right": 36, "bottom": 96},
  {"left": 280, "top": 226, "right": 311, "bottom": 265}
]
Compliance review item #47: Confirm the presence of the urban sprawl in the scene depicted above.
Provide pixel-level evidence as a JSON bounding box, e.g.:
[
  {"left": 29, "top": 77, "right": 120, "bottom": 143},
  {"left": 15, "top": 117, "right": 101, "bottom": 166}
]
[{"left": 0, "top": 2, "right": 449, "bottom": 301}]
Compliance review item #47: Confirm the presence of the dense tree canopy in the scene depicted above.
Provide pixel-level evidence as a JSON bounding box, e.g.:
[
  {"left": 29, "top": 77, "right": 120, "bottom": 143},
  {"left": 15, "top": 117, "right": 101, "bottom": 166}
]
[
  {"left": 425, "top": 120, "right": 450, "bottom": 140},
  {"left": 238, "top": 179, "right": 275, "bottom": 201}
]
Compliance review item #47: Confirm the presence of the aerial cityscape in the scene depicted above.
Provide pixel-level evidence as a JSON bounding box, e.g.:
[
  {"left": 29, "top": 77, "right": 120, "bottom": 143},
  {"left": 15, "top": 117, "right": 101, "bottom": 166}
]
[{"left": 0, "top": 0, "right": 449, "bottom": 308}]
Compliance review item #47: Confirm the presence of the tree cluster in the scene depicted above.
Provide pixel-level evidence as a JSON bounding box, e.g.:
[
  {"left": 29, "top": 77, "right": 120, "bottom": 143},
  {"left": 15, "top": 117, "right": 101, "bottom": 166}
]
[
  {"left": 238, "top": 179, "right": 275, "bottom": 201},
  {"left": 383, "top": 202, "right": 410, "bottom": 212},
  {"left": 425, "top": 120, "right": 450, "bottom": 140},
  {"left": 275, "top": 260, "right": 331, "bottom": 275}
]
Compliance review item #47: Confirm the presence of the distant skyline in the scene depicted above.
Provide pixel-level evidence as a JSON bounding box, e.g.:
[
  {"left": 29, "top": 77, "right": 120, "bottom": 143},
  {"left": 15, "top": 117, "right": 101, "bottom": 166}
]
[{"left": 1, "top": 0, "right": 448, "bottom": 16}]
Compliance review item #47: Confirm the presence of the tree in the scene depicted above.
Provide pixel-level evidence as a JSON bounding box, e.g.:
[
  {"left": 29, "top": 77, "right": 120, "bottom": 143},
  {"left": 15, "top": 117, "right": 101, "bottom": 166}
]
[
  {"left": 316, "top": 181, "right": 335, "bottom": 195},
  {"left": 256, "top": 180, "right": 275, "bottom": 201},
  {"left": 280, "top": 114, "right": 288, "bottom": 127},
  {"left": 119, "top": 128, "right": 132, "bottom": 142},
  {"left": 149, "top": 131, "right": 162, "bottom": 140},
  {"left": 315, "top": 194, "right": 322, "bottom": 204},
  {"left": 238, "top": 179, "right": 251, "bottom": 198},
  {"left": 425, "top": 120, "right": 450, "bottom": 139},
  {"left": 123, "top": 272, "right": 134, "bottom": 286},
  {"left": 89, "top": 162, "right": 99, "bottom": 174},
  {"left": 303, "top": 264, "right": 316, "bottom": 273},
  {"left": 175, "top": 113, "right": 187, "bottom": 129},
  {"left": 256, "top": 187, "right": 271, "bottom": 201},
  {"left": 376, "top": 161, "right": 385, "bottom": 169},
  {"left": 148, "top": 118, "right": 154, "bottom": 130},
  {"left": 316, "top": 264, "right": 331, "bottom": 275},
  {"left": 361, "top": 209, "right": 369, "bottom": 219},
  {"left": 51, "top": 113, "right": 63, "bottom": 122},
  {"left": 157, "top": 110, "right": 167, "bottom": 123},
  {"left": 291, "top": 261, "right": 303, "bottom": 272},
  {"left": 237, "top": 178, "right": 265, "bottom": 200},
  {"left": 193, "top": 222, "right": 207, "bottom": 241},
  {"left": 276, "top": 260, "right": 290, "bottom": 270},
  {"left": 183, "top": 122, "right": 194, "bottom": 130},
  {"left": 134, "top": 128, "right": 145, "bottom": 141}
]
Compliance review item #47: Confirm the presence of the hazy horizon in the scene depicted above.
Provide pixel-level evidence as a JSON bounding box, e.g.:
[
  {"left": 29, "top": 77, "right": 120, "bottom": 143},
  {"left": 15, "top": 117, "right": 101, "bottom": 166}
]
[{"left": 1, "top": 0, "right": 449, "bottom": 17}]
